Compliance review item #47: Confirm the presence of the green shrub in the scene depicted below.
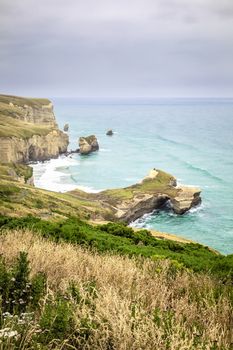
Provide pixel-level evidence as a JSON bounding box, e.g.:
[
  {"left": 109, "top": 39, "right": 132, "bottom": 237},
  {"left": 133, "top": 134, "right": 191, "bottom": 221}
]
[
  {"left": 0, "top": 252, "right": 46, "bottom": 316},
  {"left": 0, "top": 215, "right": 232, "bottom": 281},
  {"left": 39, "top": 297, "right": 75, "bottom": 344}
]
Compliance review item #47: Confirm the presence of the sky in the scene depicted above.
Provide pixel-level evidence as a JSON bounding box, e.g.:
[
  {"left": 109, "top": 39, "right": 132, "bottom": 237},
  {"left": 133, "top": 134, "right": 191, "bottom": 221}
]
[{"left": 0, "top": 0, "right": 233, "bottom": 98}]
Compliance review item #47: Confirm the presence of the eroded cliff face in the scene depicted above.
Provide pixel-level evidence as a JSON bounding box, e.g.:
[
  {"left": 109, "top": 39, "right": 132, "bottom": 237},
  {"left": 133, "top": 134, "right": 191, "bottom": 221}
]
[
  {"left": 0, "top": 94, "right": 69, "bottom": 163},
  {"left": 69, "top": 169, "right": 202, "bottom": 222},
  {"left": 0, "top": 130, "right": 68, "bottom": 163}
]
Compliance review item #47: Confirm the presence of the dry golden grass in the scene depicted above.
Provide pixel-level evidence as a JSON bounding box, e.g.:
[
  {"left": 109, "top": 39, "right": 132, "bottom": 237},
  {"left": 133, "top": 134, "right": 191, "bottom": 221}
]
[{"left": 0, "top": 229, "right": 232, "bottom": 350}]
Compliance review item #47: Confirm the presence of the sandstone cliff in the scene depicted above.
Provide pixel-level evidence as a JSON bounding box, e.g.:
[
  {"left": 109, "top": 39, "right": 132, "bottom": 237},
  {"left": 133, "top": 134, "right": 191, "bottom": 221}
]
[
  {"left": 0, "top": 94, "right": 69, "bottom": 163},
  {"left": 69, "top": 169, "right": 201, "bottom": 222}
]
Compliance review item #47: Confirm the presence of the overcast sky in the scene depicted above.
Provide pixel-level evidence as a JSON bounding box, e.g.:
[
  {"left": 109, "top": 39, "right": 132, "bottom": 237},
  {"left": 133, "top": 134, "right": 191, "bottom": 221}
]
[{"left": 0, "top": 0, "right": 233, "bottom": 98}]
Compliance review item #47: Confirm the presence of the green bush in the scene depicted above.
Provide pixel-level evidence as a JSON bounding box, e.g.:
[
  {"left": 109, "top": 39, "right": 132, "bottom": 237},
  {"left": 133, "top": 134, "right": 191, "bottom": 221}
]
[
  {"left": 0, "top": 252, "right": 46, "bottom": 316},
  {"left": 39, "top": 297, "right": 75, "bottom": 344}
]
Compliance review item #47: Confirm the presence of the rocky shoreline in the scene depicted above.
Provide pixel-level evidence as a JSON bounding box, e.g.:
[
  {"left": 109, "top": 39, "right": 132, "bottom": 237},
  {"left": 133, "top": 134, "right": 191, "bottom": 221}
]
[
  {"left": 0, "top": 94, "right": 202, "bottom": 227},
  {"left": 69, "top": 168, "right": 201, "bottom": 223}
]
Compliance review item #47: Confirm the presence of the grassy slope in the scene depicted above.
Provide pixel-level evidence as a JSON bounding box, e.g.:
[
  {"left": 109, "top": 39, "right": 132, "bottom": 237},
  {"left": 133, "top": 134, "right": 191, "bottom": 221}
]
[
  {"left": 0, "top": 177, "right": 111, "bottom": 221},
  {"left": 0, "top": 229, "right": 232, "bottom": 349},
  {"left": 0, "top": 163, "right": 114, "bottom": 223},
  {"left": 0, "top": 94, "right": 50, "bottom": 108},
  {"left": 0, "top": 215, "right": 232, "bottom": 280}
]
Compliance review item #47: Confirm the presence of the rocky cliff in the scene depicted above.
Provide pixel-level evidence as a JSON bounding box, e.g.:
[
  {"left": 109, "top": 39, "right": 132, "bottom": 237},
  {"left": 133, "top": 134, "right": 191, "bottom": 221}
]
[
  {"left": 69, "top": 169, "right": 201, "bottom": 222},
  {"left": 0, "top": 94, "right": 69, "bottom": 163}
]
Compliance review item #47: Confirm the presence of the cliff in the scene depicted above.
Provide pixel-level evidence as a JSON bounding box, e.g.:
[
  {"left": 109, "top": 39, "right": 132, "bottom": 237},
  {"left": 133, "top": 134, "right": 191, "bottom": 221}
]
[
  {"left": 0, "top": 94, "right": 69, "bottom": 163},
  {"left": 69, "top": 169, "right": 201, "bottom": 222}
]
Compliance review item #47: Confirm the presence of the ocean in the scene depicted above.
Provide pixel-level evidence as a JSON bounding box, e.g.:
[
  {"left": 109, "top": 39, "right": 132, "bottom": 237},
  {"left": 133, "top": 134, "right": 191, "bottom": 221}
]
[{"left": 32, "top": 98, "right": 233, "bottom": 254}]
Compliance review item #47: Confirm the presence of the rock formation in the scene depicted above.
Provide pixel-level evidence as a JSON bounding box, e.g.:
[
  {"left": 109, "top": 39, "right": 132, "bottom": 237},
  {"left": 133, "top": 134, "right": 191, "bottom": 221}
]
[
  {"left": 170, "top": 186, "right": 201, "bottom": 214},
  {"left": 0, "top": 94, "right": 69, "bottom": 163},
  {"left": 69, "top": 169, "right": 202, "bottom": 223},
  {"left": 106, "top": 129, "right": 113, "bottom": 136},
  {"left": 64, "top": 123, "right": 69, "bottom": 132},
  {"left": 79, "top": 135, "right": 99, "bottom": 155}
]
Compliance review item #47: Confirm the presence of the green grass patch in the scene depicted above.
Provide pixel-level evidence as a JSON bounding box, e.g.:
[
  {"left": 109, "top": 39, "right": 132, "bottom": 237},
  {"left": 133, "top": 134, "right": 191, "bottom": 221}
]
[
  {"left": 0, "top": 215, "right": 232, "bottom": 281},
  {"left": 0, "top": 115, "right": 53, "bottom": 139},
  {"left": 0, "top": 94, "right": 50, "bottom": 108}
]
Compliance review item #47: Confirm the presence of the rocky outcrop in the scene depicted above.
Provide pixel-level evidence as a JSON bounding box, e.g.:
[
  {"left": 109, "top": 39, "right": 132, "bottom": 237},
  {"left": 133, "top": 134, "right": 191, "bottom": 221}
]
[
  {"left": 69, "top": 169, "right": 202, "bottom": 223},
  {"left": 0, "top": 130, "right": 68, "bottom": 163},
  {"left": 64, "top": 123, "right": 69, "bottom": 132},
  {"left": 79, "top": 135, "right": 99, "bottom": 155},
  {"left": 106, "top": 129, "right": 113, "bottom": 136},
  {"left": 170, "top": 186, "right": 201, "bottom": 214},
  {"left": 0, "top": 94, "right": 69, "bottom": 163}
]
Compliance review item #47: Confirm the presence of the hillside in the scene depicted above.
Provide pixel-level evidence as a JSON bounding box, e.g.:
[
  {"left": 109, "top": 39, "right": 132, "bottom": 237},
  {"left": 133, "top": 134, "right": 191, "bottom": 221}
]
[
  {"left": 0, "top": 94, "right": 232, "bottom": 349},
  {"left": 0, "top": 228, "right": 232, "bottom": 349}
]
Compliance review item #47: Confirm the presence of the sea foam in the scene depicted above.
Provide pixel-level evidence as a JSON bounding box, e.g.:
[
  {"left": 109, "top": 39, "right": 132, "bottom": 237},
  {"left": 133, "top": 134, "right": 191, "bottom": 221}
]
[{"left": 32, "top": 156, "right": 79, "bottom": 193}]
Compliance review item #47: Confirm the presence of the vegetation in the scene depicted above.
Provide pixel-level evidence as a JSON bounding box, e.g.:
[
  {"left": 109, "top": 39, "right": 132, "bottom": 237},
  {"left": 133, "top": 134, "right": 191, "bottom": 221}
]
[
  {"left": 0, "top": 215, "right": 232, "bottom": 281},
  {"left": 93, "top": 170, "right": 178, "bottom": 205},
  {"left": 0, "top": 94, "right": 50, "bottom": 108},
  {"left": 0, "top": 174, "right": 111, "bottom": 220},
  {"left": 0, "top": 230, "right": 232, "bottom": 349},
  {"left": 0, "top": 94, "right": 54, "bottom": 139},
  {"left": 0, "top": 115, "right": 53, "bottom": 139},
  {"left": 0, "top": 163, "right": 33, "bottom": 182}
]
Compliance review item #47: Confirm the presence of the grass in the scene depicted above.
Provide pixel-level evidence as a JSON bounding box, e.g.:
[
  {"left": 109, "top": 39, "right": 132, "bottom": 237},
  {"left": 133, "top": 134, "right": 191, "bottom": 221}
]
[
  {"left": 0, "top": 229, "right": 232, "bottom": 349},
  {"left": 0, "top": 176, "right": 111, "bottom": 221},
  {"left": 0, "top": 94, "right": 51, "bottom": 108},
  {"left": 0, "top": 165, "right": 113, "bottom": 221},
  {"left": 0, "top": 94, "right": 55, "bottom": 139},
  {"left": 94, "top": 169, "right": 178, "bottom": 206},
  {"left": 0, "top": 115, "right": 53, "bottom": 139},
  {"left": 0, "top": 215, "right": 232, "bottom": 280},
  {"left": 0, "top": 163, "right": 33, "bottom": 182}
]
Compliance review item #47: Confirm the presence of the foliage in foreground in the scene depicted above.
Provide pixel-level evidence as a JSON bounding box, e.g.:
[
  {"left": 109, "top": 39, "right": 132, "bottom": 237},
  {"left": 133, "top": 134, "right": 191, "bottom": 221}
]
[
  {"left": 0, "top": 215, "right": 232, "bottom": 281},
  {"left": 0, "top": 231, "right": 232, "bottom": 350}
]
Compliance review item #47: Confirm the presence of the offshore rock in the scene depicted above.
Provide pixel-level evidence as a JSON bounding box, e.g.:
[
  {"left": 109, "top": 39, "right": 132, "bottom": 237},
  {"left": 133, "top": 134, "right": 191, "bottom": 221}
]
[
  {"left": 170, "top": 186, "right": 201, "bottom": 214},
  {"left": 79, "top": 135, "right": 99, "bottom": 155},
  {"left": 106, "top": 129, "right": 113, "bottom": 136},
  {"left": 63, "top": 123, "right": 69, "bottom": 132}
]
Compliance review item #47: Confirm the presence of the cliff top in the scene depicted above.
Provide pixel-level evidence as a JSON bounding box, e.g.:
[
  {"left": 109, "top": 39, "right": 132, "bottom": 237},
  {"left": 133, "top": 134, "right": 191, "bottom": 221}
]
[
  {"left": 0, "top": 115, "right": 53, "bottom": 138},
  {"left": 0, "top": 94, "right": 51, "bottom": 108},
  {"left": 0, "top": 94, "right": 57, "bottom": 139}
]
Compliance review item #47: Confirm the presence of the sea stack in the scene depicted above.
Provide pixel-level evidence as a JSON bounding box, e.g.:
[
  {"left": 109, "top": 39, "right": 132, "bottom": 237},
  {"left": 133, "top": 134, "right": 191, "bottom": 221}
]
[
  {"left": 63, "top": 123, "right": 69, "bottom": 132},
  {"left": 106, "top": 129, "right": 113, "bottom": 136},
  {"left": 79, "top": 135, "right": 99, "bottom": 155}
]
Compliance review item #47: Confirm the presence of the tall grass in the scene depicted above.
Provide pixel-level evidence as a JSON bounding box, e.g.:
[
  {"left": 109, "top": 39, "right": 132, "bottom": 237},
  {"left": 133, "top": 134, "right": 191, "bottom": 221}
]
[{"left": 0, "top": 229, "right": 232, "bottom": 349}]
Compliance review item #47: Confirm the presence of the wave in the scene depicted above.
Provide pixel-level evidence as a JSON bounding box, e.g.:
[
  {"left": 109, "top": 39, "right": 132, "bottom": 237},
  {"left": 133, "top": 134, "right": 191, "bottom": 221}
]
[
  {"left": 130, "top": 211, "right": 154, "bottom": 228},
  {"left": 131, "top": 201, "right": 205, "bottom": 229},
  {"left": 168, "top": 154, "right": 227, "bottom": 185},
  {"left": 156, "top": 135, "right": 198, "bottom": 151},
  {"left": 100, "top": 148, "right": 111, "bottom": 152},
  {"left": 31, "top": 155, "right": 79, "bottom": 193},
  {"left": 182, "top": 162, "right": 226, "bottom": 184},
  {"left": 75, "top": 185, "right": 103, "bottom": 193},
  {"left": 188, "top": 203, "right": 205, "bottom": 214}
]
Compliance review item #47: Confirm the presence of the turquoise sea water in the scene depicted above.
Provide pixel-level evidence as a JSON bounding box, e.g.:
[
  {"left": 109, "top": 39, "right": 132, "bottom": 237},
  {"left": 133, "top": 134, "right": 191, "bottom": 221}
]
[{"left": 32, "top": 98, "right": 233, "bottom": 254}]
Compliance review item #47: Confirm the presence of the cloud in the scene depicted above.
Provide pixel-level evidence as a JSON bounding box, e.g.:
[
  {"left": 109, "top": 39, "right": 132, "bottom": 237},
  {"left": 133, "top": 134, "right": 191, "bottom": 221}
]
[{"left": 0, "top": 0, "right": 232, "bottom": 97}]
